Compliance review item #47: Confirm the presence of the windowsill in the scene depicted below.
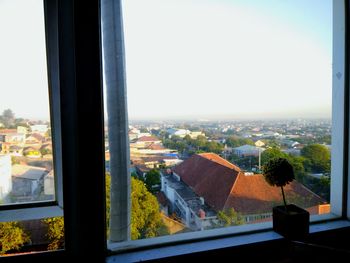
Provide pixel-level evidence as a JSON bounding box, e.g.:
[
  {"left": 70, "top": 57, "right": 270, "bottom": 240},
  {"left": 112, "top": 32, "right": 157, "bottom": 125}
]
[{"left": 106, "top": 219, "right": 350, "bottom": 263}]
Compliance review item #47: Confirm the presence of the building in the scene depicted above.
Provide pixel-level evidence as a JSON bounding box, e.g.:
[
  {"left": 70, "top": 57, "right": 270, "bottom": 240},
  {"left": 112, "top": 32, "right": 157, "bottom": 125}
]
[
  {"left": 233, "top": 144, "right": 265, "bottom": 157},
  {"left": 0, "top": 155, "right": 12, "bottom": 200},
  {"left": 12, "top": 164, "right": 48, "bottom": 198},
  {"left": 161, "top": 169, "right": 217, "bottom": 230},
  {"left": 171, "top": 153, "right": 326, "bottom": 222},
  {"left": 30, "top": 124, "right": 49, "bottom": 134}
]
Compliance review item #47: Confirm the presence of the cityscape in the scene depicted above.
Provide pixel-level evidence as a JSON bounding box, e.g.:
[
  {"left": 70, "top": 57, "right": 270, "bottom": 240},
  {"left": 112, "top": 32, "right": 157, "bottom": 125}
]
[{"left": 0, "top": 109, "right": 332, "bottom": 253}]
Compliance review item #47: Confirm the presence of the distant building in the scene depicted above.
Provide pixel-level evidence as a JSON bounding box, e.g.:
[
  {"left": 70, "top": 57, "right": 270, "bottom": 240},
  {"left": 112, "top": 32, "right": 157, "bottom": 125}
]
[
  {"left": 233, "top": 144, "right": 265, "bottom": 157},
  {"left": 30, "top": 124, "right": 49, "bottom": 135},
  {"left": 12, "top": 164, "right": 48, "bottom": 197},
  {"left": 166, "top": 128, "right": 191, "bottom": 138},
  {"left": 0, "top": 155, "right": 12, "bottom": 200},
  {"left": 254, "top": 140, "right": 265, "bottom": 147},
  {"left": 171, "top": 153, "right": 325, "bottom": 223}
]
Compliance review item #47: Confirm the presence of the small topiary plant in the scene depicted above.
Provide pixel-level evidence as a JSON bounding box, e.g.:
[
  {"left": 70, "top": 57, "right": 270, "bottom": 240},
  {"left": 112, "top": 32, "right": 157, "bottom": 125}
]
[{"left": 263, "top": 157, "right": 295, "bottom": 211}]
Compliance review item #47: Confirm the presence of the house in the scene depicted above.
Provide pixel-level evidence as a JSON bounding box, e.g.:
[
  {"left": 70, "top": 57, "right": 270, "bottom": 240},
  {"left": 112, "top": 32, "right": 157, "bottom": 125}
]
[
  {"left": 233, "top": 144, "right": 265, "bottom": 157},
  {"left": 135, "top": 136, "right": 161, "bottom": 147},
  {"left": 171, "top": 153, "right": 326, "bottom": 222},
  {"left": 25, "top": 133, "right": 45, "bottom": 144},
  {"left": 166, "top": 128, "right": 191, "bottom": 138},
  {"left": 254, "top": 140, "right": 265, "bottom": 147},
  {"left": 30, "top": 124, "right": 49, "bottom": 134},
  {"left": 161, "top": 169, "right": 217, "bottom": 230},
  {"left": 11, "top": 164, "right": 48, "bottom": 198},
  {"left": 0, "top": 155, "right": 12, "bottom": 200},
  {"left": 0, "top": 131, "right": 25, "bottom": 143}
]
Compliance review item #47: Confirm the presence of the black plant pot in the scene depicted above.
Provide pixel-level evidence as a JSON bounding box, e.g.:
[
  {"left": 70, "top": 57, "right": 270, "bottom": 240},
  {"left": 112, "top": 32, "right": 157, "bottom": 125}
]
[{"left": 273, "top": 204, "right": 309, "bottom": 240}]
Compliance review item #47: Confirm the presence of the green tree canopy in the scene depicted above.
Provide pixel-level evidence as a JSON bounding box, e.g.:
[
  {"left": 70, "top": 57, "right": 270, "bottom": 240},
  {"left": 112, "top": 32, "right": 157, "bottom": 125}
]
[
  {"left": 261, "top": 147, "right": 288, "bottom": 166},
  {"left": 0, "top": 109, "right": 15, "bottom": 128},
  {"left": 144, "top": 169, "right": 161, "bottom": 193},
  {"left": 131, "top": 177, "right": 166, "bottom": 239},
  {"left": 301, "top": 144, "right": 331, "bottom": 173},
  {"left": 43, "top": 217, "right": 64, "bottom": 250},
  {"left": 0, "top": 222, "right": 29, "bottom": 255},
  {"left": 216, "top": 208, "right": 244, "bottom": 227},
  {"left": 225, "top": 136, "right": 254, "bottom": 148}
]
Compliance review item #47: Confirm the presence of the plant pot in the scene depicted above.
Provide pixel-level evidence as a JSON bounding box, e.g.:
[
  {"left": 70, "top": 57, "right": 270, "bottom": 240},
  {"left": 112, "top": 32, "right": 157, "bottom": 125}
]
[{"left": 273, "top": 204, "right": 309, "bottom": 240}]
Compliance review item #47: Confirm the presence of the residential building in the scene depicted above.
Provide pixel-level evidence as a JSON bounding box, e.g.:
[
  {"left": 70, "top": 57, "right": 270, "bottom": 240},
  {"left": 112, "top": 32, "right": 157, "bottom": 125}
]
[
  {"left": 171, "top": 153, "right": 326, "bottom": 223},
  {"left": 161, "top": 169, "right": 217, "bottom": 230},
  {"left": 233, "top": 144, "right": 265, "bottom": 157},
  {"left": 11, "top": 164, "right": 48, "bottom": 198}
]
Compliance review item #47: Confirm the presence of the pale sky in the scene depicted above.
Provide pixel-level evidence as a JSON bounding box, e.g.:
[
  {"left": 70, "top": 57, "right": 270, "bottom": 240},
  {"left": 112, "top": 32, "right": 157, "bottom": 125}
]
[
  {"left": 122, "top": 0, "right": 332, "bottom": 120},
  {"left": 0, "top": 0, "right": 332, "bottom": 120},
  {"left": 0, "top": 0, "right": 49, "bottom": 120}
]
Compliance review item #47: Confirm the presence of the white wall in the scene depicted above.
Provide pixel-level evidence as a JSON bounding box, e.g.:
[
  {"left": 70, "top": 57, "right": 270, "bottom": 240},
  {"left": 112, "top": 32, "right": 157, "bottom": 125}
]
[{"left": 0, "top": 155, "right": 12, "bottom": 200}]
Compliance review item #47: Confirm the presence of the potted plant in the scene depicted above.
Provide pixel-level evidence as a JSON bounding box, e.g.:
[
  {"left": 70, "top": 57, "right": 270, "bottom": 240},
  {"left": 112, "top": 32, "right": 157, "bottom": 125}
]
[{"left": 263, "top": 157, "right": 309, "bottom": 240}]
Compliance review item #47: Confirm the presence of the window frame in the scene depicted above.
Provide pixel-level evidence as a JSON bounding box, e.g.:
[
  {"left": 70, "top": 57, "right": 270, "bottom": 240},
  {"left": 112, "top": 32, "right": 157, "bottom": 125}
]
[
  {"left": 2, "top": 0, "right": 350, "bottom": 262},
  {"left": 0, "top": 0, "right": 63, "bottom": 222}
]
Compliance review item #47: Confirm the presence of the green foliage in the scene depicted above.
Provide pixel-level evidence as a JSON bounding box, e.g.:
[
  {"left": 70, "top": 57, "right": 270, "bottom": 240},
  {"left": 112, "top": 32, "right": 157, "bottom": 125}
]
[
  {"left": 11, "top": 156, "right": 20, "bottom": 165},
  {"left": 301, "top": 144, "right": 331, "bottom": 173},
  {"left": 261, "top": 147, "right": 287, "bottom": 166},
  {"left": 144, "top": 169, "right": 161, "bottom": 193},
  {"left": 263, "top": 158, "right": 295, "bottom": 187},
  {"left": 225, "top": 136, "right": 254, "bottom": 148},
  {"left": 216, "top": 208, "right": 244, "bottom": 227},
  {"left": 131, "top": 177, "right": 166, "bottom": 239},
  {"left": 0, "top": 109, "right": 15, "bottom": 128},
  {"left": 43, "top": 217, "right": 64, "bottom": 250},
  {"left": 40, "top": 148, "right": 52, "bottom": 157},
  {"left": 0, "top": 222, "right": 29, "bottom": 255}
]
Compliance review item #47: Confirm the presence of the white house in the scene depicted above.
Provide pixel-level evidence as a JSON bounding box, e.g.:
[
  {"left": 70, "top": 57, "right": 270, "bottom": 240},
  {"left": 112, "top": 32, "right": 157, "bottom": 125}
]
[
  {"left": 233, "top": 144, "right": 265, "bottom": 157},
  {"left": 161, "top": 170, "right": 217, "bottom": 231},
  {"left": 0, "top": 155, "right": 12, "bottom": 200},
  {"left": 30, "top": 124, "right": 49, "bottom": 134}
]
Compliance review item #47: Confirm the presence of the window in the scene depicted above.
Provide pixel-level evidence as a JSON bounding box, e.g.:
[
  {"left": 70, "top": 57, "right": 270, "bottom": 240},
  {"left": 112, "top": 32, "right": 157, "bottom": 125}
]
[
  {"left": 104, "top": 0, "right": 344, "bottom": 253},
  {"left": 1, "top": 0, "right": 349, "bottom": 261},
  {"left": 0, "top": 0, "right": 63, "bottom": 222}
]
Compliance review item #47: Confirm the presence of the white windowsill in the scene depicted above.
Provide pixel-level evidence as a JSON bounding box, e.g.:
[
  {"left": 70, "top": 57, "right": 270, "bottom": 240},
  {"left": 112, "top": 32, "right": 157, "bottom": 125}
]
[
  {"left": 0, "top": 205, "right": 63, "bottom": 222},
  {"left": 107, "top": 219, "right": 350, "bottom": 263}
]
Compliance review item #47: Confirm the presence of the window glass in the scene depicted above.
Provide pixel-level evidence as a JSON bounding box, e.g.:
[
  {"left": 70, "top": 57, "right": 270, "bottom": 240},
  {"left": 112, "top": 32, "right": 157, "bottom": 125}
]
[
  {"left": 106, "top": 0, "right": 332, "bottom": 241},
  {"left": 0, "top": 0, "right": 55, "bottom": 205}
]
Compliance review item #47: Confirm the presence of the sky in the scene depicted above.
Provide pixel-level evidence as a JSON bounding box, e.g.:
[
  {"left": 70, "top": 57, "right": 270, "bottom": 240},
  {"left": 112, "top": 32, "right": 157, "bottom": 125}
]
[
  {"left": 0, "top": 0, "right": 332, "bottom": 120},
  {"left": 0, "top": 0, "right": 49, "bottom": 120},
  {"left": 122, "top": 0, "right": 332, "bottom": 120}
]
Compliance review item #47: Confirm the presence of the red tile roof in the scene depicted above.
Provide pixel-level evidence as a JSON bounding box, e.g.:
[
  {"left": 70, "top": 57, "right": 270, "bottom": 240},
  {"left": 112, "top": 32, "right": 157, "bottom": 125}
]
[
  {"left": 137, "top": 136, "right": 160, "bottom": 142},
  {"left": 173, "top": 153, "right": 325, "bottom": 215}
]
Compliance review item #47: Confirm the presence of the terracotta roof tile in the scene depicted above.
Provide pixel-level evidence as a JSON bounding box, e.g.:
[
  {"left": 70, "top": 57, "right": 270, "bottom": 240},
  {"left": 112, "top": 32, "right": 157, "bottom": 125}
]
[
  {"left": 137, "top": 136, "right": 160, "bottom": 142},
  {"left": 173, "top": 154, "right": 239, "bottom": 211},
  {"left": 173, "top": 153, "right": 326, "bottom": 215}
]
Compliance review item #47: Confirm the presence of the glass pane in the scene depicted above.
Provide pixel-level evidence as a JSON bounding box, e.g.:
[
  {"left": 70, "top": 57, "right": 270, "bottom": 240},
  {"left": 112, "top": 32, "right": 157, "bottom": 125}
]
[
  {"left": 0, "top": 0, "right": 55, "bottom": 204},
  {"left": 105, "top": 0, "right": 332, "bottom": 242}
]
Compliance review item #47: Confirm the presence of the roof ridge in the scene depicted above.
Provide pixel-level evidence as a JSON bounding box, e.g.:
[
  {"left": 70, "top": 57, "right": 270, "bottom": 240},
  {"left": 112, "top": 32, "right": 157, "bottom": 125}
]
[
  {"left": 198, "top": 153, "right": 241, "bottom": 172},
  {"left": 223, "top": 171, "right": 242, "bottom": 210}
]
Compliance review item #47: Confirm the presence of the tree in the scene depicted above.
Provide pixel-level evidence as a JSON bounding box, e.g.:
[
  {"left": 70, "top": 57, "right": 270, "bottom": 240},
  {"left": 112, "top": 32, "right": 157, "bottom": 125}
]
[
  {"left": 263, "top": 158, "right": 295, "bottom": 210},
  {"left": 301, "top": 144, "right": 331, "bottom": 173},
  {"left": 216, "top": 208, "right": 244, "bottom": 227},
  {"left": 44, "top": 175, "right": 167, "bottom": 247},
  {"left": 0, "top": 222, "right": 29, "bottom": 255},
  {"left": 131, "top": 177, "right": 166, "bottom": 239},
  {"left": 225, "top": 136, "right": 254, "bottom": 148},
  {"left": 261, "top": 147, "right": 287, "bottom": 166},
  {"left": 43, "top": 217, "right": 64, "bottom": 250},
  {"left": 1, "top": 109, "right": 15, "bottom": 128},
  {"left": 144, "top": 169, "right": 161, "bottom": 193}
]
